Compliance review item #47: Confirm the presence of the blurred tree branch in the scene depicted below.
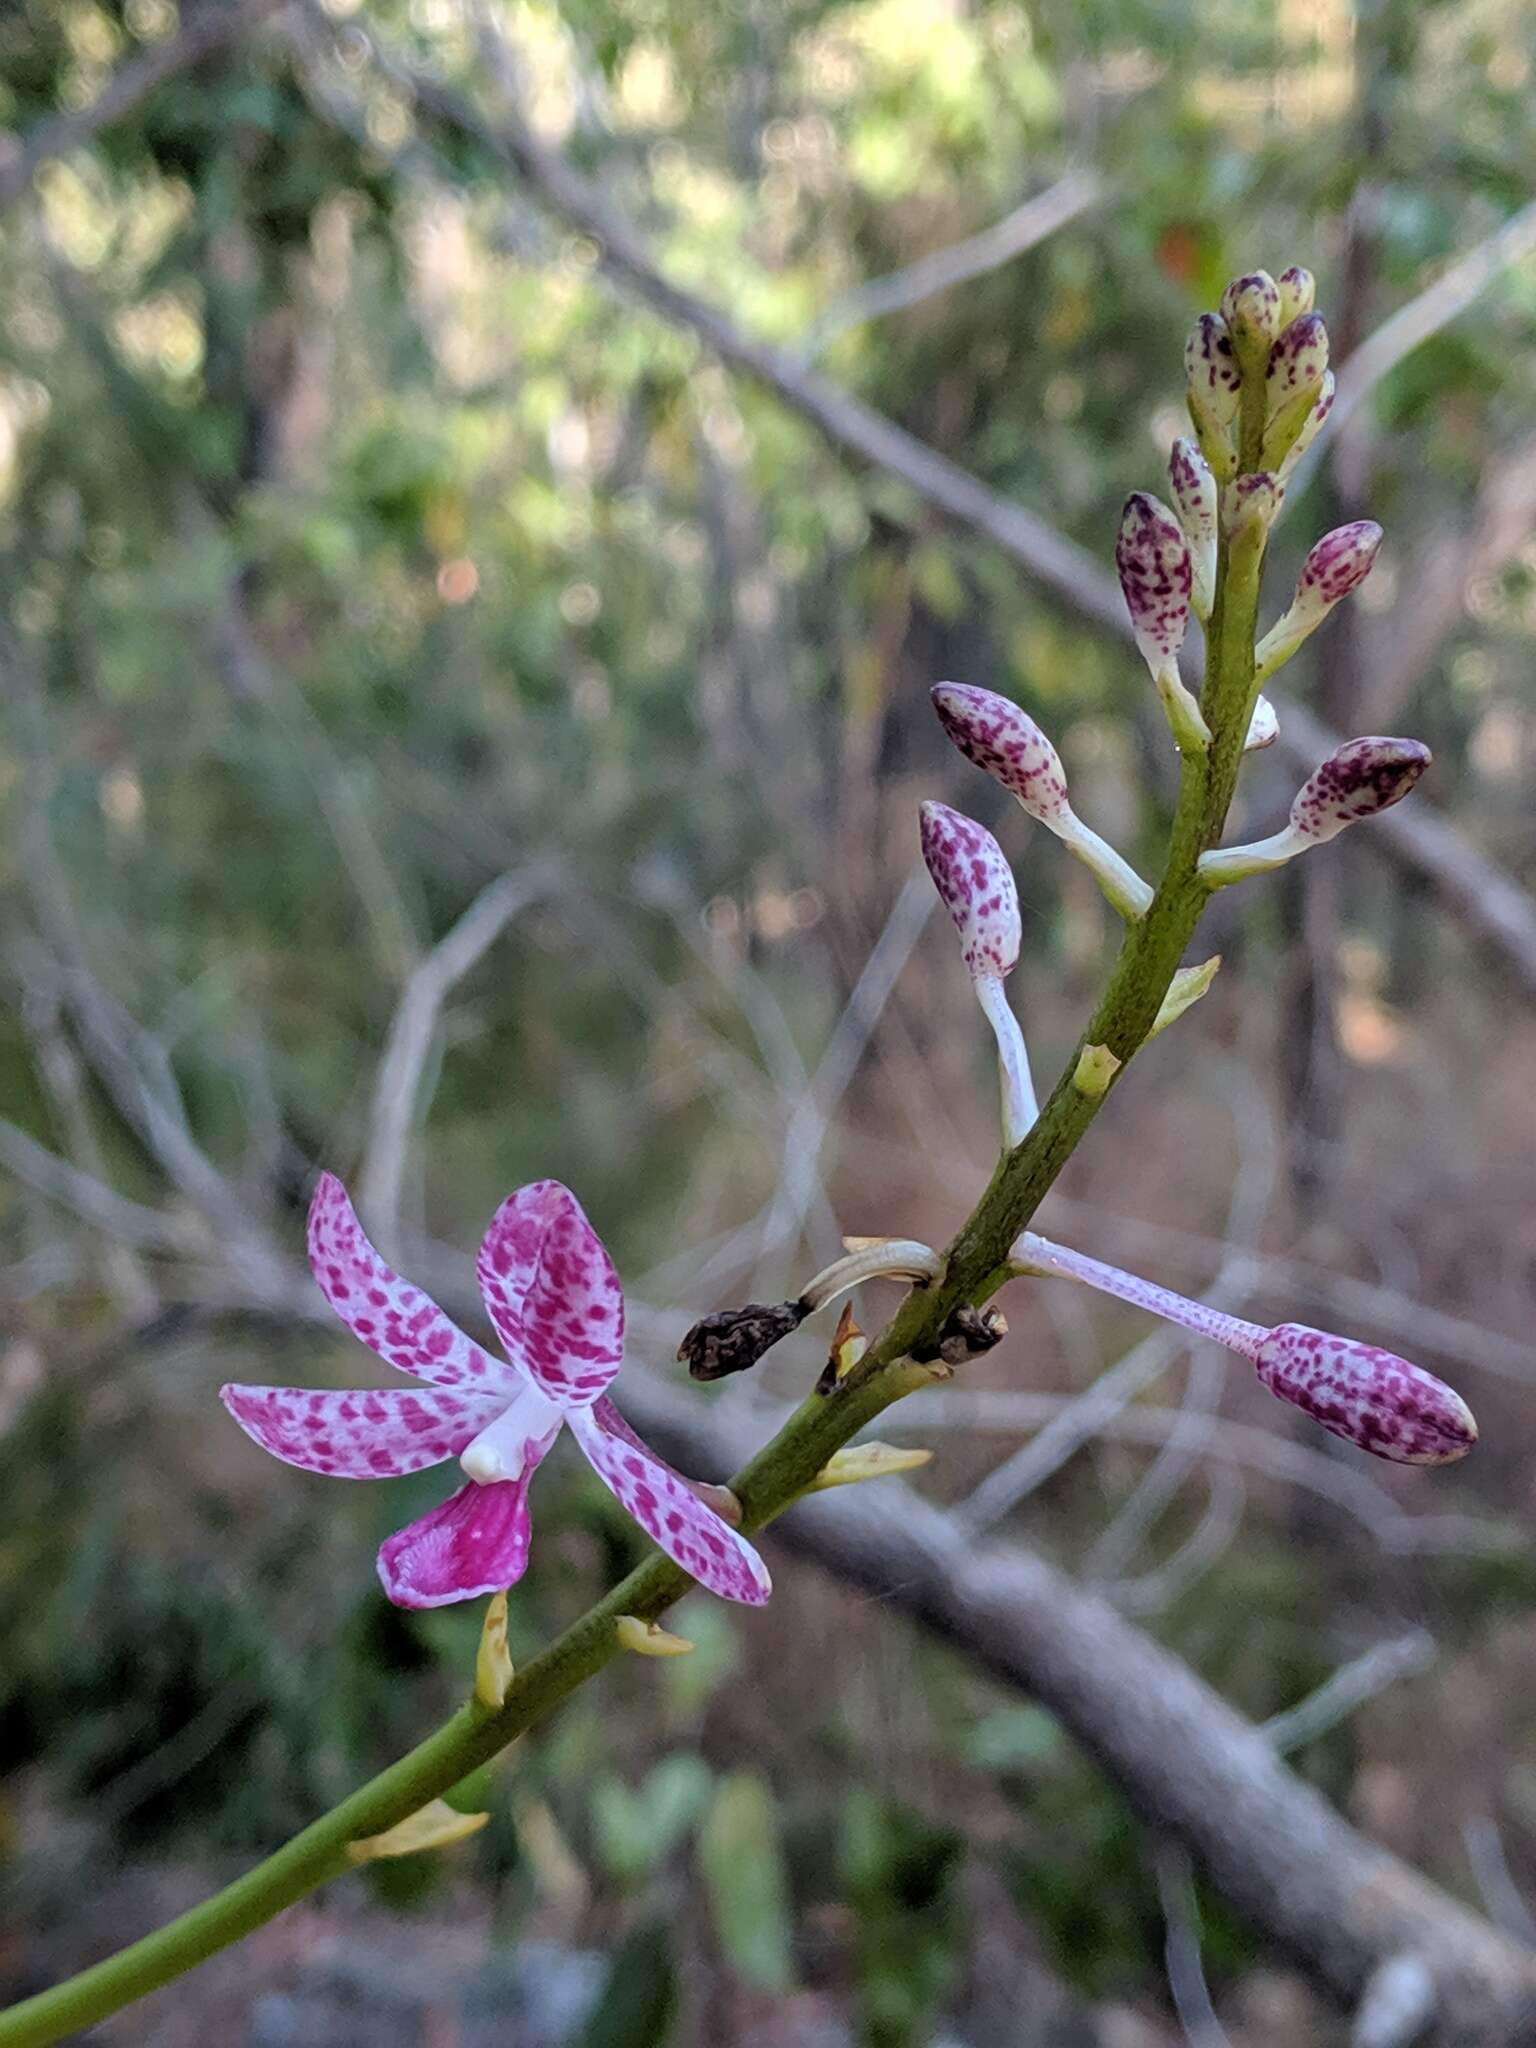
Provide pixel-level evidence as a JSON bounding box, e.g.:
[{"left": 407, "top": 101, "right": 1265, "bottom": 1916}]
[
  {"left": 801, "top": 170, "right": 1105, "bottom": 359},
  {"left": 0, "top": 0, "right": 291, "bottom": 215}
]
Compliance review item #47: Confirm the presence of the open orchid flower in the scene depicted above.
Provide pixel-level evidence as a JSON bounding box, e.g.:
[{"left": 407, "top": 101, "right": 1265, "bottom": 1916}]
[
  {"left": 1254, "top": 520, "right": 1382, "bottom": 682},
  {"left": 1010, "top": 1230, "right": 1476, "bottom": 1466},
  {"left": 1200, "top": 735, "right": 1430, "bottom": 887},
  {"left": 1115, "top": 492, "right": 1211, "bottom": 754},
  {"left": 919, "top": 800, "right": 1037, "bottom": 1145},
  {"left": 931, "top": 683, "right": 1152, "bottom": 919},
  {"left": 222, "top": 1175, "right": 772, "bottom": 1610}
]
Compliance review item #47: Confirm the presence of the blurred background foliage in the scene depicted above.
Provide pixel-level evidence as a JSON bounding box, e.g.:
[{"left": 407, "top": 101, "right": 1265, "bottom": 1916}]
[{"left": 2, "top": 0, "right": 1536, "bottom": 2041}]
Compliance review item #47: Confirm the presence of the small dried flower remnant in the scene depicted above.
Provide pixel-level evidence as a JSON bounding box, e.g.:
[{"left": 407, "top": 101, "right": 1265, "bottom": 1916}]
[{"left": 222, "top": 1175, "right": 771, "bottom": 1608}]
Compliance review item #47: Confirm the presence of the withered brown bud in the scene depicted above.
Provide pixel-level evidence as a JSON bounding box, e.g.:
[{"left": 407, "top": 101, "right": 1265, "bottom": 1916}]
[
  {"left": 678, "top": 1299, "right": 807, "bottom": 1380},
  {"left": 917, "top": 1304, "right": 1009, "bottom": 1367}
]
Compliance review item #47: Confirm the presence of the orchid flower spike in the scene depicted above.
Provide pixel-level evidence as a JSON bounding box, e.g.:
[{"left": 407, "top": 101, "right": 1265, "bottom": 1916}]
[
  {"left": 1168, "top": 439, "right": 1217, "bottom": 621},
  {"left": 1116, "top": 493, "right": 1211, "bottom": 754},
  {"left": 1010, "top": 1230, "right": 1476, "bottom": 1467},
  {"left": 919, "top": 800, "right": 1037, "bottom": 1145},
  {"left": 222, "top": 1175, "right": 772, "bottom": 1609},
  {"left": 1200, "top": 735, "right": 1430, "bottom": 887},
  {"left": 1254, "top": 521, "right": 1383, "bottom": 682},
  {"left": 931, "top": 683, "right": 1153, "bottom": 919},
  {"left": 1184, "top": 313, "right": 1240, "bottom": 479}
]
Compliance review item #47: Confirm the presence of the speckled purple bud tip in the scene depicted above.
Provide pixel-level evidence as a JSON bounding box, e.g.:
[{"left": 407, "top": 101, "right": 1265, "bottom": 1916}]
[
  {"left": 930, "top": 683, "right": 1070, "bottom": 824},
  {"left": 1267, "top": 313, "right": 1329, "bottom": 401},
  {"left": 1299, "top": 521, "right": 1383, "bottom": 607},
  {"left": 1184, "top": 313, "right": 1240, "bottom": 419},
  {"left": 1168, "top": 438, "right": 1216, "bottom": 543},
  {"left": 919, "top": 800, "right": 1021, "bottom": 980},
  {"left": 1290, "top": 736, "right": 1432, "bottom": 843},
  {"left": 1276, "top": 266, "right": 1316, "bottom": 326},
  {"left": 1220, "top": 271, "right": 1282, "bottom": 346},
  {"left": 1256, "top": 1324, "right": 1476, "bottom": 1465},
  {"left": 1116, "top": 493, "right": 1192, "bottom": 668}
]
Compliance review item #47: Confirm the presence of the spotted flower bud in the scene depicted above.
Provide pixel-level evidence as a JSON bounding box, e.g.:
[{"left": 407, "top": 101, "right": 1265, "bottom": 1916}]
[
  {"left": 1115, "top": 494, "right": 1210, "bottom": 753},
  {"left": 1010, "top": 1229, "right": 1476, "bottom": 1468},
  {"left": 1253, "top": 520, "right": 1383, "bottom": 681},
  {"left": 1219, "top": 270, "right": 1283, "bottom": 354},
  {"left": 1255, "top": 1325, "right": 1476, "bottom": 1467},
  {"left": 1199, "top": 735, "right": 1431, "bottom": 885},
  {"left": 1276, "top": 265, "right": 1316, "bottom": 327},
  {"left": 1168, "top": 438, "right": 1217, "bottom": 620},
  {"left": 920, "top": 800, "right": 1036, "bottom": 1145},
  {"left": 930, "top": 683, "right": 1153, "bottom": 919},
  {"left": 1184, "top": 313, "right": 1240, "bottom": 479},
  {"left": 1276, "top": 371, "right": 1334, "bottom": 485},
  {"left": 1263, "top": 314, "right": 1330, "bottom": 468}
]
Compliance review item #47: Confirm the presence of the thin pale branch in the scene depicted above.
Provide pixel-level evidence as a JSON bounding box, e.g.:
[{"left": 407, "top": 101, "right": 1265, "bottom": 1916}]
[
  {"left": 358, "top": 867, "right": 548, "bottom": 1256},
  {"left": 0, "top": 0, "right": 291, "bottom": 214},
  {"left": 803, "top": 171, "right": 1104, "bottom": 357}
]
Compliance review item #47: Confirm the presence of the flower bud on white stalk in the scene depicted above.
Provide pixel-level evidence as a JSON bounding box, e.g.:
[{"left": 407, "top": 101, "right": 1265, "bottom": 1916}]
[
  {"left": 1219, "top": 270, "right": 1283, "bottom": 361},
  {"left": 1244, "top": 695, "right": 1279, "bottom": 751},
  {"left": 931, "top": 683, "right": 1153, "bottom": 919},
  {"left": 1263, "top": 313, "right": 1330, "bottom": 469},
  {"left": 1168, "top": 438, "right": 1218, "bottom": 620},
  {"left": 1010, "top": 1230, "right": 1476, "bottom": 1466},
  {"left": 919, "top": 800, "right": 1037, "bottom": 1145},
  {"left": 1115, "top": 493, "right": 1211, "bottom": 754},
  {"left": 1184, "top": 313, "right": 1240, "bottom": 480},
  {"left": 1276, "top": 265, "right": 1316, "bottom": 327},
  {"left": 1253, "top": 520, "right": 1383, "bottom": 681},
  {"left": 1276, "top": 371, "right": 1334, "bottom": 485},
  {"left": 1199, "top": 736, "right": 1431, "bottom": 886}
]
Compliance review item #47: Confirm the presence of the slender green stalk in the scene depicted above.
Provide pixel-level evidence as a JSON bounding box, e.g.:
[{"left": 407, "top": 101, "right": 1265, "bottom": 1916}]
[{"left": 0, "top": 390, "right": 1276, "bottom": 2048}]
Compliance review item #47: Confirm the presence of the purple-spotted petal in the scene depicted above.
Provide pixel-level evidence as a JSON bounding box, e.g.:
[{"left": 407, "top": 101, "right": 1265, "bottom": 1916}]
[
  {"left": 1255, "top": 1325, "right": 1477, "bottom": 1467},
  {"left": 221, "top": 1382, "right": 504, "bottom": 1479},
  {"left": 919, "top": 801, "right": 1020, "bottom": 980},
  {"left": 567, "top": 1402, "right": 771, "bottom": 1606},
  {"left": 377, "top": 1477, "right": 538, "bottom": 1608},
  {"left": 477, "top": 1181, "right": 625, "bottom": 1409},
  {"left": 307, "top": 1174, "right": 511, "bottom": 1391}
]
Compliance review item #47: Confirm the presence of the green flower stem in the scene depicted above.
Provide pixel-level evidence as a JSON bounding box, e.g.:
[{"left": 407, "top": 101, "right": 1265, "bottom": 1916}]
[{"left": 0, "top": 415, "right": 1274, "bottom": 2048}]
